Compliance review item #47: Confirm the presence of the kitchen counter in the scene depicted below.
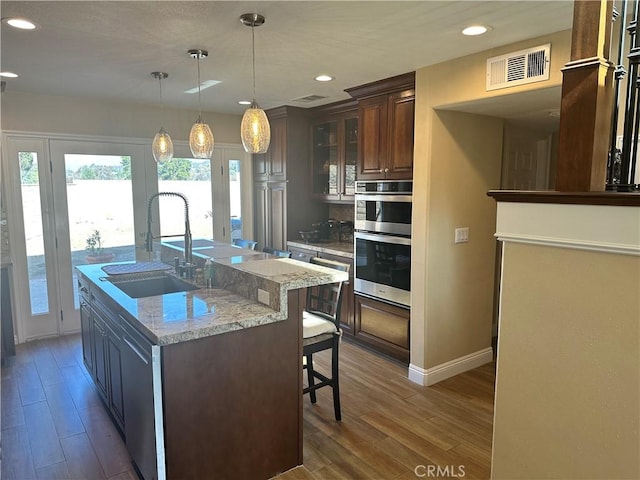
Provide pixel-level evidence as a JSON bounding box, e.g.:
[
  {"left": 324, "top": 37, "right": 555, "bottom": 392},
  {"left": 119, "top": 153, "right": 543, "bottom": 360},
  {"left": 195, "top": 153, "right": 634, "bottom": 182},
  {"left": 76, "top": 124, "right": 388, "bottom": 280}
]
[
  {"left": 287, "top": 240, "right": 354, "bottom": 259},
  {"left": 77, "top": 250, "right": 347, "bottom": 346}
]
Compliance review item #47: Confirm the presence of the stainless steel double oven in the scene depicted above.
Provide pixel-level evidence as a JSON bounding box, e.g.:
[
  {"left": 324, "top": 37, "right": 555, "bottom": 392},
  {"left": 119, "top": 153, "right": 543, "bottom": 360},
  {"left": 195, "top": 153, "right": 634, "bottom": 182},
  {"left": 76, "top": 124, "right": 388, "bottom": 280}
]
[{"left": 354, "top": 180, "right": 412, "bottom": 307}]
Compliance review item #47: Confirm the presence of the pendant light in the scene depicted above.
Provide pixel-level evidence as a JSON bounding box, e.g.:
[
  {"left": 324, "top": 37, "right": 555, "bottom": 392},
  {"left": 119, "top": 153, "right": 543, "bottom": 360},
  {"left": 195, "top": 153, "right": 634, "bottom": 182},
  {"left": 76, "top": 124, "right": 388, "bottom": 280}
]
[
  {"left": 240, "top": 13, "right": 271, "bottom": 154},
  {"left": 188, "top": 49, "right": 214, "bottom": 159},
  {"left": 151, "top": 72, "right": 174, "bottom": 163}
]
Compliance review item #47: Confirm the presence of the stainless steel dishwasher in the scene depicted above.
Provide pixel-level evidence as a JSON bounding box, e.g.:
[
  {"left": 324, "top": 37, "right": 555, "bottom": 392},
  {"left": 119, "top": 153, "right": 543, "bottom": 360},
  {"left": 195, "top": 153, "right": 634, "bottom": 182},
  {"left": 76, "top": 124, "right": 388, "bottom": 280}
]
[{"left": 120, "top": 316, "right": 165, "bottom": 480}]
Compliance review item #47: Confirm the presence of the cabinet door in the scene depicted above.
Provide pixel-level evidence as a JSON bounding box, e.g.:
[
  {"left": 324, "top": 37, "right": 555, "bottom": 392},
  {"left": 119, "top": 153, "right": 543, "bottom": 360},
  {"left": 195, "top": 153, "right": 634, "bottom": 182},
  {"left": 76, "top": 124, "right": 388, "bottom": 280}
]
[
  {"left": 311, "top": 120, "right": 340, "bottom": 200},
  {"left": 80, "top": 299, "right": 93, "bottom": 373},
  {"left": 91, "top": 312, "right": 109, "bottom": 401},
  {"left": 268, "top": 183, "right": 287, "bottom": 251},
  {"left": 354, "top": 295, "right": 410, "bottom": 363},
  {"left": 386, "top": 91, "right": 415, "bottom": 179},
  {"left": 105, "top": 322, "right": 125, "bottom": 431},
  {"left": 253, "top": 152, "right": 269, "bottom": 181},
  {"left": 357, "top": 96, "right": 388, "bottom": 179},
  {"left": 342, "top": 116, "right": 358, "bottom": 199},
  {"left": 268, "top": 116, "right": 287, "bottom": 181},
  {"left": 253, "top": 183, "right": 268, "bottom": 250}
]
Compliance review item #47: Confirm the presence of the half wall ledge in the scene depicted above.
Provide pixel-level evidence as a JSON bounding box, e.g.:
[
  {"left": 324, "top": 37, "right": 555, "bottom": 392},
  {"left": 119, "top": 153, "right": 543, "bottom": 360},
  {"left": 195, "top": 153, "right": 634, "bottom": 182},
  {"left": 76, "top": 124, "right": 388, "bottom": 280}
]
[{"left": 487, "top": 190, "right": 640, "bottom": 207}]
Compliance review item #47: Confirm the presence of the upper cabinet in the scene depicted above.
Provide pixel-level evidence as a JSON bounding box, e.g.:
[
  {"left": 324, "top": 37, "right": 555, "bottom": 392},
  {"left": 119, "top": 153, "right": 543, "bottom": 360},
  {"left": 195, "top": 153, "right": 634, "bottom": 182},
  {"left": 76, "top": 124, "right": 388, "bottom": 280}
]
[
  {"left": 346, "top": 72, "right": 415, "bottom": 180},
  {"left": 309, "top": 100, "right": 359, "bottom": 203},
  {"left": 253, "top": 115, "right": 287, "bottom": 182}
]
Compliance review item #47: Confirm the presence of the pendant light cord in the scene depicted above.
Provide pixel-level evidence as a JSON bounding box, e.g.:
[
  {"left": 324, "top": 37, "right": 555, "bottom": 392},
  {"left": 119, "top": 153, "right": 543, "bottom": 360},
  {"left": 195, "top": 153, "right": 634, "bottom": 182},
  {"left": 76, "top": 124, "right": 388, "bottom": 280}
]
[
  {"left": 159, "top": 75, "right": 164, "bottom": 128},
  {"left": 196, "top": 54, "right": 203, "bottom": 121},
  {"left": 251, "top": 22, "right": 256, "bottom": 102}
]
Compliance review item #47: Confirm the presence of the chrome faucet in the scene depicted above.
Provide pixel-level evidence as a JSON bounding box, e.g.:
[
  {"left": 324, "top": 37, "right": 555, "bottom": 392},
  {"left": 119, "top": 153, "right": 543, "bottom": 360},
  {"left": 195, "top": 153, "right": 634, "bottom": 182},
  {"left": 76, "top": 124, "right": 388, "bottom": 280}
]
[{"left": 145, "top": 192, "right": 193, "bottom": 274}]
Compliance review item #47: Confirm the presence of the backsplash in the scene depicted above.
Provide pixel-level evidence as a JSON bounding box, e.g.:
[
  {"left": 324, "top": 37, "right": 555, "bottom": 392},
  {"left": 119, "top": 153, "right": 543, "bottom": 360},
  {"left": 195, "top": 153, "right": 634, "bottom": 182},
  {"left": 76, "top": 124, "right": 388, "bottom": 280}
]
[{"left": 328, "top": 204, "right": 354, "bottom": 222}]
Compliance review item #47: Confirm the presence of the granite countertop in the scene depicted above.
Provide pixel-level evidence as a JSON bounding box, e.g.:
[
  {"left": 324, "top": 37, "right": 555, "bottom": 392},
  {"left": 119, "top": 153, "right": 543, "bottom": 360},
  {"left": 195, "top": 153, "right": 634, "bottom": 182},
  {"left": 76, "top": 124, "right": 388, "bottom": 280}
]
[
  {"left": 287, "top": 240, "right": 354, "bottom": 259},
  {"left": 77, "top": 247, "right": 348, "bottom": 346}
]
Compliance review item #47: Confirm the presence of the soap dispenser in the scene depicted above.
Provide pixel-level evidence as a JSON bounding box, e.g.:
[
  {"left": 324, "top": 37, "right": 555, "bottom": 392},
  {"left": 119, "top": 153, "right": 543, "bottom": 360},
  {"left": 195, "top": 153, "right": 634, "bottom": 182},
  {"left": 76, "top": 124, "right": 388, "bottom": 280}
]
[{"left": 204, "top": 259, "right": 214, "bottom": 288}]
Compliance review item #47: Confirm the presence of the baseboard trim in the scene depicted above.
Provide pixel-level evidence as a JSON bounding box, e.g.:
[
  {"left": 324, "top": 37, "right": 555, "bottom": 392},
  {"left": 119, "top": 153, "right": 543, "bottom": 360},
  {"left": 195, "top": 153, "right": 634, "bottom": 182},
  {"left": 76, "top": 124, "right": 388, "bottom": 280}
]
[{"left": 408, "top": 347, "right": 494, "bottom": 386}]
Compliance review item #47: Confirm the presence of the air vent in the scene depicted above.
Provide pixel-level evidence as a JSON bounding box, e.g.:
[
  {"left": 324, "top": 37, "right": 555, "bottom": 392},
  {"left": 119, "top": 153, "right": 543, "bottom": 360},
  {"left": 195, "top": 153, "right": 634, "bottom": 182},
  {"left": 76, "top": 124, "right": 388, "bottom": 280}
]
[
  {"left": 292, "top": 94, "right": 327, "bottom": 103},
  {"left": 486, "top": 44, "right": 551, "bottom": 91}
]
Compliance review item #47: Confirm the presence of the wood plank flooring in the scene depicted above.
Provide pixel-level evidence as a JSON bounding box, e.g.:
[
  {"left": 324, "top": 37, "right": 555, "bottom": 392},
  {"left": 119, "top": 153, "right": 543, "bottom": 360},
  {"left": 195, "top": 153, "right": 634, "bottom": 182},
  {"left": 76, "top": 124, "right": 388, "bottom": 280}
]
[{"left": 1, "top": 334, "right": 495, "bottom": 480}]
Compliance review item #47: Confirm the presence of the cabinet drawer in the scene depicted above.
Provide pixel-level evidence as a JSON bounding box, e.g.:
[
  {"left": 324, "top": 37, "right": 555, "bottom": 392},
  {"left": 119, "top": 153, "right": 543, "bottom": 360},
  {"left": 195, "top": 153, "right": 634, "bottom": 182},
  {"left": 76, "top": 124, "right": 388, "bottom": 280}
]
[{"left": 354, "top": 294, "right": 409, "bottom": 363}]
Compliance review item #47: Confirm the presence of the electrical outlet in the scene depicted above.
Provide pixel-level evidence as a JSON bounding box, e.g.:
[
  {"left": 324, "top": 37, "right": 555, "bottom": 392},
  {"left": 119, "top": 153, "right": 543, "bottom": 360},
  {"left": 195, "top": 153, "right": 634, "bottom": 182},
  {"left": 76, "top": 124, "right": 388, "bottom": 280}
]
[
  {"left": 258, "top": 289, "right": 270, "bottom": 305},
  {"left": 455, "top": 227, "right": 469, "bottom": 244}
]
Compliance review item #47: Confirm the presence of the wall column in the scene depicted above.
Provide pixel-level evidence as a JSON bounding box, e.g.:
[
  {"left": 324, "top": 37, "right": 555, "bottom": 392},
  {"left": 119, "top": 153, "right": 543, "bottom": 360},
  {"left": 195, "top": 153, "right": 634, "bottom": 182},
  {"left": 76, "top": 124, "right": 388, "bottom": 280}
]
[{"left": 556, "top": 0, "right": 615, "bottom": 191}]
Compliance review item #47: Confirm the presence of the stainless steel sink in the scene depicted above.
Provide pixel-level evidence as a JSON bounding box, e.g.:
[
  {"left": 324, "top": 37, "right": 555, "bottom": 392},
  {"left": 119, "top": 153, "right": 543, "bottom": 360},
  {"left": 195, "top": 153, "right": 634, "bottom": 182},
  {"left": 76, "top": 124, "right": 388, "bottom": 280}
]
[{"left": 108, "top": 273, "right": 198, "bottom": 298}]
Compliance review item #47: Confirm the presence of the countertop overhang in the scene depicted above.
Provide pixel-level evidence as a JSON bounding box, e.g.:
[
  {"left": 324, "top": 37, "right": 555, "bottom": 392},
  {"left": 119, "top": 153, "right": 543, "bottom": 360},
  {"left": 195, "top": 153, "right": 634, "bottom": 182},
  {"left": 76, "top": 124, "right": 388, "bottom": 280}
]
[{"left": 77, "top": 252, "right": 348, "bottom": 346}]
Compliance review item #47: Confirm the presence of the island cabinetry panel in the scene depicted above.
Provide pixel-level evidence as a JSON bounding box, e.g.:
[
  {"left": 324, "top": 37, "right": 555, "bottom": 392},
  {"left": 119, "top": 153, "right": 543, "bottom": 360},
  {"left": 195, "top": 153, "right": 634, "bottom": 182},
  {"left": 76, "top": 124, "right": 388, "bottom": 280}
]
[
  {"left": 354, "top": 294, "right": 410, "bottom": 363},
  {"left": 162, "top": 289, "right": 303, "bottom": 480},
  {"left": 79, "top": 273, "right": 125, "bottom": 433},
  {"left": 346, "top": 71, "right": 415, "bottom": 180},
  {"left": 253, "top": 106, "right": 327, "bottom": 251},
  {"left": 309, "top": 99, "right": 359, "bottom": 203}
]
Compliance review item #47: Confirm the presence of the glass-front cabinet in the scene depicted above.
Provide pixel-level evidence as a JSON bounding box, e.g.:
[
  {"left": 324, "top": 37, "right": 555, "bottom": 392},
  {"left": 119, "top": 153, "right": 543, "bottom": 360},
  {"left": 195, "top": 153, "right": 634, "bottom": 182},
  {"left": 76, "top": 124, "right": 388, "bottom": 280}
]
[{"left": 311, "top": 105, "right": 358, "bottom": 203}]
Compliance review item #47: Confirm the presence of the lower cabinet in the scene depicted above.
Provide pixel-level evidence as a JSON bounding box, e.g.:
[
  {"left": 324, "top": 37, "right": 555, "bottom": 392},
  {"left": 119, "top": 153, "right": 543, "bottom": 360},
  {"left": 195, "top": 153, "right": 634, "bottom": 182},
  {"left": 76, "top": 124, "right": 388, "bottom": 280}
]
[
  {"left": 79, "top": 275, "right": 125, "bottom": 433},
  {"left": 354, "top": 294, "right": 410, "bottom": 363}
]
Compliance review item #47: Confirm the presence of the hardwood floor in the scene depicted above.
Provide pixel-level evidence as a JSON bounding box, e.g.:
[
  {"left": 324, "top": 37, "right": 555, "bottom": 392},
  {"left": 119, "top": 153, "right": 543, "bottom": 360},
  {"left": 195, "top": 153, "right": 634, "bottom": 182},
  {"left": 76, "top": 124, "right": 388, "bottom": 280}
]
[{"left": 1, "top": 334, "right": 495, "bottom": 480}]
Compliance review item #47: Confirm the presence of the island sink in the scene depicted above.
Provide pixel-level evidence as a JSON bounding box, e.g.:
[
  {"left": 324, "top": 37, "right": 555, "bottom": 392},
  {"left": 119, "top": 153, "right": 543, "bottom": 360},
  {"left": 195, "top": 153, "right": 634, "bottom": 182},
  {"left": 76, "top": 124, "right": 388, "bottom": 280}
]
[{"left": 108, "top": 273, "right": 198, "bottom": 298}]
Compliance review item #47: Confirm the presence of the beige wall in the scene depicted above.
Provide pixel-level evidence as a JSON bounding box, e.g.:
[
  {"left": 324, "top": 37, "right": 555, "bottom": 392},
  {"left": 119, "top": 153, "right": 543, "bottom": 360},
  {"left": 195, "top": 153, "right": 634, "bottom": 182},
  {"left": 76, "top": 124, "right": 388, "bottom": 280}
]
[
  {"left": 411, "top": 29, "right": 572, "bottom": 373},
  {"left": 424, "top": 110, "right": 502, "bottom": 367},
  {"left": 1, "top": 91, "right": 242, "bottom": 143},
  {"left": 493, "top": 242, "right": 640, "bottom": 479}
]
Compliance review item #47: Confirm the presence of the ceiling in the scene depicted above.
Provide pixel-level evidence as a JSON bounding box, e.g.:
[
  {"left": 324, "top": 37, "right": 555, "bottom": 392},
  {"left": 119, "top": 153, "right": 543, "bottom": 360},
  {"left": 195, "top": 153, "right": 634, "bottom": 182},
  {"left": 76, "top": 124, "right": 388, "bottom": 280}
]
[{"left": 1, "top": 1, "right": 573, "bottom": 128}]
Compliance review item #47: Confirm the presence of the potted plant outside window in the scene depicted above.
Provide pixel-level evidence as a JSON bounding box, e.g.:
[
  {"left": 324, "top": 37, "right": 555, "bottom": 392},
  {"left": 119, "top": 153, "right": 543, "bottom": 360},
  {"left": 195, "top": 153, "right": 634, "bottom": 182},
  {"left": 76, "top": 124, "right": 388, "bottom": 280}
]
[{"left": 85, "top": 229, "right": 115, "bottom": 264}]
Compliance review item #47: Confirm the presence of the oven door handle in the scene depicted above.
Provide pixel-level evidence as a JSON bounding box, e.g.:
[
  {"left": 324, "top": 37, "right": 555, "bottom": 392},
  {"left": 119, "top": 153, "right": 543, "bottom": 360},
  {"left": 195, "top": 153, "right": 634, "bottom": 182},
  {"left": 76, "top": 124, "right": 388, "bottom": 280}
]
[
  {"left": 355, "top": 194, "right": 413, "bottom": 202},
  {"left": 354, "top": 231, "right": 412, "bottom": 246}
]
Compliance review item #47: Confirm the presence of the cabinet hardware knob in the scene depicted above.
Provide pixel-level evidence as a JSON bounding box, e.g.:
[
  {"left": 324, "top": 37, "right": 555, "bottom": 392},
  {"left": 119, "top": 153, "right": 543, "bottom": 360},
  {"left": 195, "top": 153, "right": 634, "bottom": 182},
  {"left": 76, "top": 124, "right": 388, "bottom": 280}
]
[
  {"left": 384, "top": 168, "right": 389, "bottom": 173},
  {"left": 379, "top": 169, "right": 383, "bottom": 173}
]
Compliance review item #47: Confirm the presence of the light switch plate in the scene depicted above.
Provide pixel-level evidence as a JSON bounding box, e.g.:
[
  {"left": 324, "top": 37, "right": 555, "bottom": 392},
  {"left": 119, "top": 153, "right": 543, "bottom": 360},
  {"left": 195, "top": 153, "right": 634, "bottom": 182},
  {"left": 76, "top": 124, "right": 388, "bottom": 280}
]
[{"left": 455, "top": 227, "right": 469, "bottom": 244}]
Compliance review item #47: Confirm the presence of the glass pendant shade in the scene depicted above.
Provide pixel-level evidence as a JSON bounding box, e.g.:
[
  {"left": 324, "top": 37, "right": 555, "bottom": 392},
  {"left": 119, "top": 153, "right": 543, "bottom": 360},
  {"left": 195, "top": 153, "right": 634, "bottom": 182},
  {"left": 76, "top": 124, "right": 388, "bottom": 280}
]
[
  {"left": 241, "top": 101, "right": 271, "bottom": 153},
  {"left": 152, "top": 128, "right": 174, "bottom": 163},
  {"left": 151, "top": 71, "right": 173, "bottom": 163},
  {"left": 189, "top": 119, "right": 215, "bottom": 159}
]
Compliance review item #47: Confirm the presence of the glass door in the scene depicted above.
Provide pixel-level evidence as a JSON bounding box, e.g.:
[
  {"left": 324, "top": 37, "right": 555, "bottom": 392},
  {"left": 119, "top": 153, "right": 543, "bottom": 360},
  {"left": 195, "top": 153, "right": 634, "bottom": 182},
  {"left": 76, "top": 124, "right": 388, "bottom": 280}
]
[
  {"left": 4, "top": 137, "right": 60, "bottom": 340},
  {"left": 211, "top": 145, "right": 252, "bottom": 244},
  {"left": 50, "top": 140, "right": 145, "bottom": 336},
  {"left": 4, "top": 136, "right": 147, "bottom": 341}
]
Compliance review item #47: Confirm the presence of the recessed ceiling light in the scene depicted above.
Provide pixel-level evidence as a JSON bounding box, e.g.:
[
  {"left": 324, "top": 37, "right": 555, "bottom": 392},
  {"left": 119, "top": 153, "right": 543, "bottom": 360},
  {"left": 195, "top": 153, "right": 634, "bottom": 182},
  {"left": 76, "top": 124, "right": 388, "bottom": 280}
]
[
  {"left": 238, "top": 100, "right": 251, "bottom": 105},
  {"left": 462, "top": 25, "right": 491, "bottom": 36},
  {"left": 315, "top": 75, "right": 334, "bottom": 82},
  {"left": 6, "top": 18, "right": 36, "bottom": 30},
  {"left": 0, "top": 72, "right": 18, "bottom": 78}
]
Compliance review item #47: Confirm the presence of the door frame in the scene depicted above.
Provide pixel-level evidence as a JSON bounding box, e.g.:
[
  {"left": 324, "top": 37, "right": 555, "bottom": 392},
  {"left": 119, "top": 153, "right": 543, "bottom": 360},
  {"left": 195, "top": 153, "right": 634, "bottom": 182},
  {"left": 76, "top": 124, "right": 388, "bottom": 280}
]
[{"left": 3, "top": 131, "right": 250, "bottom": 343}]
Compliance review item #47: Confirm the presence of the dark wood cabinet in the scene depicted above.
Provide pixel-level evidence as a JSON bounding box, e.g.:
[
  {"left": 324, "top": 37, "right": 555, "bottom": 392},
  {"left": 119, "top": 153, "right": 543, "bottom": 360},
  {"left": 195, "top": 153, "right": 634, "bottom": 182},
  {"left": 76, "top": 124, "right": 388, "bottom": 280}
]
[
  {"left": 346, "top": 72, "right": 415, "bottom": 180},
  {"left": 253, "top": 115, "right": 287, "bottom": 182},
  {"left": 354, "top": 294, "right": 410, "bottom": 363},
  {"left": 309, "top": 100, "right": 358, "bottom": 203},
  {"left": 254, "top": 181, "right": 287, "bottom": 252},
  {"left": 253, "top": 106, "right": 327, "bottom": 251},
  {"left": 79, "top": 274, "right": 125, "bottom": 433}
]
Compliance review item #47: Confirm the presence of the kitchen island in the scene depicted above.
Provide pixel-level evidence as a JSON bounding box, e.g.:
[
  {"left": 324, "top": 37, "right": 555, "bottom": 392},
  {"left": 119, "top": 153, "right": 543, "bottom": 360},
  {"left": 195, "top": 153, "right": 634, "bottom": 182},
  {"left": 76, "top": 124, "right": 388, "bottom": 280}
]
[{"left": 77, "top": 246, "right": 347, "bottom": 480}]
